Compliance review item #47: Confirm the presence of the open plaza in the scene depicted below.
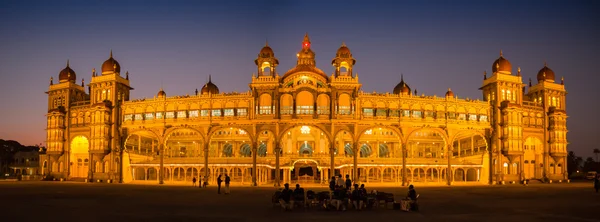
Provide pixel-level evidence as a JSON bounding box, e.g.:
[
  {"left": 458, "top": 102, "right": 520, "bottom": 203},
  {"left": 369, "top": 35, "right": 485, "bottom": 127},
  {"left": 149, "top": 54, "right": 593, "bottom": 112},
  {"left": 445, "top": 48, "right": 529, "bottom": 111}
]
[{"left": 0, "top": 181, "right": 598, "bottom": 222}]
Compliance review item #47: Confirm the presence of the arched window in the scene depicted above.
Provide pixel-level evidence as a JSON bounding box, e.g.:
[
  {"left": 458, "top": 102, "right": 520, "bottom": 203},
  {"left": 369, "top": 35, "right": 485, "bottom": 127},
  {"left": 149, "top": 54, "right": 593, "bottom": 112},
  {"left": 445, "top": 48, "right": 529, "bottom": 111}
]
[
  {"left": 258, "top": 143, "right": 267, "bottom": 157},
  {"left": 360, "top": 144, "right": 372, "bottom": 157},
  {"left": 240, "top": 144, "right": 252, "bottom": 157},
  {"left": 299, "top": 143, "right": 312, "bottom": 155},
  {"left": 344, "top": 143, "right": 353, "bottom": 156},
  {"left": 338, "top": 93, "right": 351, "bottom": 115},
  {"left": 222, "top": 143, "right": 233, "bottom": 157},
  {"left": 259, "top": 94, "right": 272, "bottom": 115},
  {"left": 379, "top": 144, "right": 389, "bottom": 158},
  {"left": 296, "top": 91, "right": 314, "bottom": 115}
]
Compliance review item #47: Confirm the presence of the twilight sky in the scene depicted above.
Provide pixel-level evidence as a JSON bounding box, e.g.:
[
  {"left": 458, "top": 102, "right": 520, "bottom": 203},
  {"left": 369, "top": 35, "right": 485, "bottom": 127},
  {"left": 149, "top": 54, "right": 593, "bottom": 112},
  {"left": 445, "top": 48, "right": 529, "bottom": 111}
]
[{"left": 0, "top": 0, "right": 598, "bottom": 157}]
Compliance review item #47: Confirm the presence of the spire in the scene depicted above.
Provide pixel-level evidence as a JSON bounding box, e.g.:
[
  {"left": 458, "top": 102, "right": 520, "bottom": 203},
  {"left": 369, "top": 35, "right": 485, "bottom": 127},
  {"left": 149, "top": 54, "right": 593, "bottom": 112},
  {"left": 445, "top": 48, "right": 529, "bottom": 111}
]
[
  {"left": 126, "top": 71, "right": 129, "bottom": 80},
  {"left": 529, "top": 78, "right": 532, "bottom": 87},
  {"left": 561, "top": 76, "right": 564, "bottom": 85},
  {"left": 400, "top": 73, "right": 404, "bottom": 82},
  {"left": 265, "top": 38, "right": 268, "bottom": 47},
  {"left": 500, "top": 50, "right": 503, "bottom": 57},
  {"left": 414, "top": 89, "right": 417, "bottom": 95},
  {"left": 81, "top": 78, "right": 84, "bottom": 87},
  {"left": 303, "top": 32, "right": 310, "bottom": 43},
  {"left": 110, "top": 49, "right": 113, "bottom": 58},
  {"left": 50, "top": 76, "right": 53, "bottom": 85},
  {"left": 341, "top": 41, "right": 346, "bottom": 47},
  {"left": 209, "top": 75, "right": 212, "bottom": 83},
  {"left": 544, "top": 60, "right": 547, "bottom": 67},
  {"left": 195, "top": 88, "right": 198, "bottom": 95},
  {"left": 448, "top": 88, "right": 451, "bottom": 92},
  {"left": 92, "top": 68, "right": 96, "bottom": 77},
  {"left": 483, "top": 70, "right": 487, "bottom": 80},
  {"left": 517, "top": 67, "right": 521, "bottom": 76},
  {"left": 66, "top": 59, "right": 70, "bottom": 67}
]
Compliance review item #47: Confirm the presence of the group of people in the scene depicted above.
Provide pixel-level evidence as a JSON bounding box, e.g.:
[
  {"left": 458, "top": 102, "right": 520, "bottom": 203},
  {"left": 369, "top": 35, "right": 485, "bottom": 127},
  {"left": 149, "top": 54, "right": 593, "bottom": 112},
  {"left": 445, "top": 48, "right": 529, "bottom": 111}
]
[
  {"left": 277, "top": 174, "right": 419, "bottom": 212},
  {"left": 191, "top": 174, "right": 231, "bottom": 194}
]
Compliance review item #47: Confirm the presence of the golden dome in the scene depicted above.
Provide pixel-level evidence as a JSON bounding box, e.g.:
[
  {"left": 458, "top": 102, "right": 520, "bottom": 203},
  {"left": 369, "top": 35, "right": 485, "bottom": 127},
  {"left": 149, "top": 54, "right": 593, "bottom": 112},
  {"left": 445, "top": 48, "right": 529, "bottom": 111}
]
[
  {"left": 58, "top": 60, "right": 76, "bottom": 83},
  {"left": 492, "top": 51, "right": 511, "bottom": 74},
  {"left": 157, "top": 88, "right": 166, "bottom": 98},
  {"left": 336, "top": 42, "right": 351, "bottom": 55},
  {"left": 537, "top": 63, "right": 555, "bottom": 83},
  {"left": 445, "top": 88, "right": 454, "bottom": 97},
  {"left": 393, "top": 75, "right": 411, "bottom": 94},
  {"left": 201, "top": 75, "right": 219, "bottom": 94},
  {"left": 259, "top": 41, "right": 274, "bottom": 57},
  {"left": 101, "top": 50, "right": 121, "bottom": 74}
]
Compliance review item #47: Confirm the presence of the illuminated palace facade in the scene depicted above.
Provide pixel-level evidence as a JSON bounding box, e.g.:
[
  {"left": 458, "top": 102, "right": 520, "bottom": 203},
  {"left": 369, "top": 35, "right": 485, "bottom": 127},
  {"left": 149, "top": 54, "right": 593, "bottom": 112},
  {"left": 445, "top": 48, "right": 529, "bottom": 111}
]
[{"left": 41, "top": 34, "right": 568, "bottom": 186}]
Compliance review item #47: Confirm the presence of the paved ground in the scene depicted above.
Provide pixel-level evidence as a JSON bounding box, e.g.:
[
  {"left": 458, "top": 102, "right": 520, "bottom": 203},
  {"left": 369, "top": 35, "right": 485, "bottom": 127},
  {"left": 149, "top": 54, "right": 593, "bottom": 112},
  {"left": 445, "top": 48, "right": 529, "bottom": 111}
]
[{"left": 0, "top": 181, "right": 599, "bottom": 222}]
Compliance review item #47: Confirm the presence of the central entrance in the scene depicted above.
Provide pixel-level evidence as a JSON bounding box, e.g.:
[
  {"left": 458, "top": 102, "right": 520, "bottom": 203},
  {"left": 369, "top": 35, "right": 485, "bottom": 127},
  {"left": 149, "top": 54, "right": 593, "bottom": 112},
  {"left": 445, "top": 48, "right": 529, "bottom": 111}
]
[
  {"left": 292, "top": 160, "right": 319, "bottom": 184},
  {"left": 70, "top": 136, "right": 90, "bottom": 178}
]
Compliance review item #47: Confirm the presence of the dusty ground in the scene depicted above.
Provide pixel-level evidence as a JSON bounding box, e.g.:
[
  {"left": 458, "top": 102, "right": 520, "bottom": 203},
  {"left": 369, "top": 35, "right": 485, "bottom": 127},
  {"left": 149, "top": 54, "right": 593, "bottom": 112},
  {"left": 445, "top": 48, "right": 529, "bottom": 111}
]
[{"left": 0, "top": 181, "right": 598, "bottom": 222}]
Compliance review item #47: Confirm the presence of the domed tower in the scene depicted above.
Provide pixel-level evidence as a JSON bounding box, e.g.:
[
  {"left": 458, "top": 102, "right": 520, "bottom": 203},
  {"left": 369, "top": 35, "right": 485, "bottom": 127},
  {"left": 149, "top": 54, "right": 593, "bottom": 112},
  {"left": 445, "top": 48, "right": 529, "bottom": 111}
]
[
  {"left": 58, "top": 60, "right": 77, "bottom": 83},
  {"left": 201, "top": 75, "right": 219, "bottom": 95},
  {"left": 297, "top": 33, "right": 316, "bottom": 66},
  {"left": 101, "top": 50, "right": 121, "bottom": 75},
  {"left": 536, "top": 62, "right": 555, "bottom": 83},
  {"left": 492, "top": 50, "right": 512, "bottom": 75},
  {"left": 332, "top": 42, "right": 356, "bottom": 77},
  {"left": 445, "top": 88, "right": 454, "bottom": 98},
  {"left": 393, "top": 75, "right": 411, "bottom": 95},
  {"left": 157, "top": 88, "right": 166, "bottom": 99},
  {"left": 254, "top": 41, "right": 279, "bottom": 77}
]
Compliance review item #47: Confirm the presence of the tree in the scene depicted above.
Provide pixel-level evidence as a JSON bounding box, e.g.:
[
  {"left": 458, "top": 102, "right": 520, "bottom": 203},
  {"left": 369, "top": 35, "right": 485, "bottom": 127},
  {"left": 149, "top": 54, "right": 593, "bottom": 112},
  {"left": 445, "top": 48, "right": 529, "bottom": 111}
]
[
  {"left": 594, "top": 149, "right": 600, "bottom": 163},
  {"left": 583, "top": 157, "right": 598, "bottom": 172},
  {"left": 567, "top": 151, "right": 581, "bottom": 176}
]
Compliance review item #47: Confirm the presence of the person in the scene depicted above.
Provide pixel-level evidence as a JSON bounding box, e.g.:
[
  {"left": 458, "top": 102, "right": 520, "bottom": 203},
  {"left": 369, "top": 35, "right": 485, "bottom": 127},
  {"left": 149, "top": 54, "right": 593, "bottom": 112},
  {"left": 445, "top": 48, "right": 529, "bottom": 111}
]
[
  {"left": 192, "top": 177, "right": 197, "bottom": 187},
  {"left": 336, "top": 175, "right": 345, "bottom": 187},
  {"left": 203, "top": 176, "right": 208, "bottom": 188},
  {"left": 293, "top": 184, "right": 305, "bottom": 207},
  {"left": 403, "top": 184, "right": 418, "bottom": 211},
  {"left": 278, "top": 183, "right": 294, "bottom": 210},
  {"left": 224, "top": 174, "right": 231, "bottom": 194},
  {"left": 217, "top": 175, "right": 223, "bottom": 194},
  {"left": 351, "top": 184, "right": 363, "bottom": 210},
  {"left": 329, "top": 176, "right": 336, "bottom": 198},
  {"left": 345, "top": 175, "right": 352, "bottom": 190},
  {"left": 594, "top": 175, "right": 600, "bottom": 193},
  {"left": 198, "top": 176, "right": 202, "bottom": 188},
  {"left": 332, "top": 186, "right": 348, "bottom": 211}
]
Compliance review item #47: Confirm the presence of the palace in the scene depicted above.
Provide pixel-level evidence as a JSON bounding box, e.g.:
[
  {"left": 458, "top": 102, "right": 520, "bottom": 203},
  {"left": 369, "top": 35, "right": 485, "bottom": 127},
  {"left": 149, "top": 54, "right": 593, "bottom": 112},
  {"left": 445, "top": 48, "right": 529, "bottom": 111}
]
[{"left": 41, "top": 34, "right": 568, "bottom": 186}]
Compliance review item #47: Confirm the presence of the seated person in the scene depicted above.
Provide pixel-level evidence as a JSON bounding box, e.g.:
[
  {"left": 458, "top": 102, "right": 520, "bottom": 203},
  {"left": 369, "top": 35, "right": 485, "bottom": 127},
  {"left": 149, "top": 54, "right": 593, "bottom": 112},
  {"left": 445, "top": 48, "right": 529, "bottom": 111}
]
[
  {"left": 293, "top": 184, "right": 305, "bottom": 206},
  {"left": 278, "top": 183, "right": 294, "bottom": 210},
  {"left": 351, "top": 184, "right": 363, "bottom": 210},
  {"left": 403, "top": 185, "right": 418, "bottom": 211},
  {"left": 331, "top": 186, "right": 349, "bottom": 211}
]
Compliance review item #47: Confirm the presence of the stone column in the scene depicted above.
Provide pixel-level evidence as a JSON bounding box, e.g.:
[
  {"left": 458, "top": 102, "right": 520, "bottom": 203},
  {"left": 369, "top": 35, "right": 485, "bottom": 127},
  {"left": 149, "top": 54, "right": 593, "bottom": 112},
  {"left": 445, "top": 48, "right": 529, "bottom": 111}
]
[
  {"left": 274, "top": 144, "right": 281, "bottom": 187},
  {"left": 447, "top": 143, "right": 453, "bottom": 186},
  {"left": 330, "top": 144, "right": 335, "bottom": 180},
  {"left": 402, "top": 142, "right": 407, "bottom": 186},
  {"left": 252, "top": 141, "right": 257, "bottom": 186},
  {"left": 204, "top": 142, "right": 209, "bottom": 184},
  {"left": 353, "top": 143, "right": 358, "bottom": 183}
]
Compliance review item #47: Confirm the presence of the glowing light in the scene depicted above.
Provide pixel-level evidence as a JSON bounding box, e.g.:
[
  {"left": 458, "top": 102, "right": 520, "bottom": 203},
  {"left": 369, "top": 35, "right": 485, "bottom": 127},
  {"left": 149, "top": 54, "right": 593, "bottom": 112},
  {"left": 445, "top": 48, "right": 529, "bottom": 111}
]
[
  {"left": 503, "top": 163, "right": 508, "bottom": 167},
  {"left": 301, "top": 126, "right": 310, "bottom": 134},
  {"left": 365, "top": 129, "right": 372, "bottom": 135}
]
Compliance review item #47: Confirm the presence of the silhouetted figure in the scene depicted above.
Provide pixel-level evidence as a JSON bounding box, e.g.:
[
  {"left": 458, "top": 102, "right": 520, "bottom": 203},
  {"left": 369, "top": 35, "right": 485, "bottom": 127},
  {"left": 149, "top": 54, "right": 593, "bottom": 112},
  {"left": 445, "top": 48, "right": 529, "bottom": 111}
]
[
  {"left": 351, "top": 184, "right": 363, "bottom": 210},
  {"left": 217, "top": 175, "right": 223, "bottom": 194},
  {"left": 345, "top": 174, "right": 352, "bottom": 190},
  {"left": 192, "top": 177, "right": 197, "bottom": 187},
  {"left": 224, "top": 174, "right": 231, "bottom": 194},
  {"left": 278, "top": 183, "right": 293, "bottom": 210}
]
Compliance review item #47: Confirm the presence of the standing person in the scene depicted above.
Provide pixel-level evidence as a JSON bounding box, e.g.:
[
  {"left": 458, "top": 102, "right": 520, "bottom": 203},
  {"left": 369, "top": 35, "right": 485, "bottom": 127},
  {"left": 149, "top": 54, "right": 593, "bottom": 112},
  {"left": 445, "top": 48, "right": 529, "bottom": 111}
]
[
  {"left": 329, "top": 176, "right": 336, "bottom": 198},
  {"left": 217, "top": 175, "right": 223, "bottom": 194},
  {"left": 198, "top": 176, "right": 202, "bottom": 188},
  {"left": 345, "top": 174, "right": 352, "bottom": 190},
  {"left": 336, "top": 174, "right": 344, "bottom": 187},
  {"left": 192, "top": 177, "right": 197, "bottom": 187},
  {"left": 594, "top": 175, "right": 600, "bottom": 193},
  {"left": 224, "top": 174, "right": 231, "bottom": 194}
]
